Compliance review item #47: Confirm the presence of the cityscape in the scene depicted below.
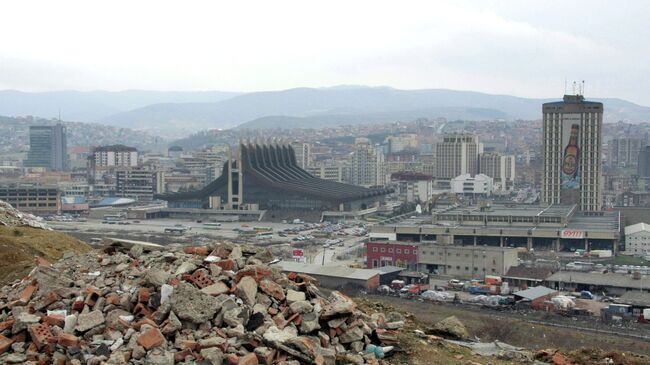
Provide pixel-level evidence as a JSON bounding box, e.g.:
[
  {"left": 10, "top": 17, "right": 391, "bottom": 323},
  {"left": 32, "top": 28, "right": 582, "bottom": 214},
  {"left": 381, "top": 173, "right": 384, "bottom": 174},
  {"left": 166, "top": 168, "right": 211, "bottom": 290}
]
[{"left": 2, "top": 1, "right": 650, "bottom": 365}]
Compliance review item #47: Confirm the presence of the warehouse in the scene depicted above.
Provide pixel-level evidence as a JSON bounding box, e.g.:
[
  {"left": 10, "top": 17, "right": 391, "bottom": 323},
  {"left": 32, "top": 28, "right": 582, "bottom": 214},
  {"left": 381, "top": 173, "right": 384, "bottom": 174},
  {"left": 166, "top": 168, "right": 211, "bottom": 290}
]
[{"left": 271, "top": 261, "right": 381, "bottom": 290}]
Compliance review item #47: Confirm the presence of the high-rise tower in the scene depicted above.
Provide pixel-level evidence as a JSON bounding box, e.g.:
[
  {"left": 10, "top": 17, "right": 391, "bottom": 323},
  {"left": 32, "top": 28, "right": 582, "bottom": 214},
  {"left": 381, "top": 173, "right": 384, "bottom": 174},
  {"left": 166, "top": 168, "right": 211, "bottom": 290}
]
[{"left": 542, "top": 94, "right": 602, "bottom": 211}]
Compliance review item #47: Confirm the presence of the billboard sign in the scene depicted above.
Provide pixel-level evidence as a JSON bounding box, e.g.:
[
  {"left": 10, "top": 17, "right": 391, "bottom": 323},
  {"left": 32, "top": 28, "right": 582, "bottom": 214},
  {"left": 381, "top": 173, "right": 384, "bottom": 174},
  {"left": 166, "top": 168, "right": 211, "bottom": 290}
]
[
  {"left": 561, "top": 229, "right": 584, "bottom": 239},
  {"left": 292, "top": 249, "right": 304, "bottom": 257},
  {"left": 561, "top": 114, "right": 581, "bottom": 190}
]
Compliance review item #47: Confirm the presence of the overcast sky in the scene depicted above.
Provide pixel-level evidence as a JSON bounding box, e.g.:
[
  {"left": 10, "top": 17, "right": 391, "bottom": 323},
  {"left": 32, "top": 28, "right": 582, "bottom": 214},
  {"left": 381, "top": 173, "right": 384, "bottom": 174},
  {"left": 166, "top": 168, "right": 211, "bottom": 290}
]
[{"left": 2, "top": 0, "right": 650, "bottom": 105}]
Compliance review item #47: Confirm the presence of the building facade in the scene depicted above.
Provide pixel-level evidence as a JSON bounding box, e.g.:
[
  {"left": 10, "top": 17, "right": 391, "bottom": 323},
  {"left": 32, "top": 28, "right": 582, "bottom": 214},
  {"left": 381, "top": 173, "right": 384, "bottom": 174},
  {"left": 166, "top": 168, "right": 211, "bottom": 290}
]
[
  {"left": 624, "top": 223, "right": 650, "bottom": 256},
  {"left": 542, "top": 94, "right": 603, "bottom": 211},
  {"left": 350, "top": 138, "right": 386, "bottom": 187},
  {"left": 609, "top": 138, "right": 645, "bottom": 169},
  {"left": 0, "top": 185, "right": 60, "bottom": 214},
  {"left": 390, "top": 172, "right": 433, "bottom": 203},
  {"left": 366, "top": 241, "right": 419, "bottom": 270},
  {"left": 115, "top": 168, "right": 157, "bottom": 201},
  {"left": 435, "top": 133, "right": 481, "bottom": 180},
  {"left": 417, "top": 244, "right": 518, "bottom": 278},
  {"left": 291, "top": 142, "right": 312, "bottom": 169},
  {"left": 639, "top": 146, "right": 650, "bottom": 178},
  {"left": 479, "top": 152, "right": 515, "bottom": 191},
  {"left": 450, "top": 174, "right": 493, "bottom": 196},
  {"left": 24, "top": 124, "right": 68, "bottom": 171},
  {"left": 306, "top": 163, "right": 349, "bottom": 183}
]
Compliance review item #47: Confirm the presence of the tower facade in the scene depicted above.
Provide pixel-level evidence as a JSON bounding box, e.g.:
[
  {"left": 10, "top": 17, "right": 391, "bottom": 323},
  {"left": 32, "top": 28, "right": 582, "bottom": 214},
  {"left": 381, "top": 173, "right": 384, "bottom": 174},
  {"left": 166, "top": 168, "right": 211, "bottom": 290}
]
[
  {"left": 24, "top": 124, "right": 68, "bottom": 171},
  {"left": 542, "top": 94, "right": 603, "bottom": 211},
  {"left": 435, "top": 133, "right": 481, "bottom": 179}
]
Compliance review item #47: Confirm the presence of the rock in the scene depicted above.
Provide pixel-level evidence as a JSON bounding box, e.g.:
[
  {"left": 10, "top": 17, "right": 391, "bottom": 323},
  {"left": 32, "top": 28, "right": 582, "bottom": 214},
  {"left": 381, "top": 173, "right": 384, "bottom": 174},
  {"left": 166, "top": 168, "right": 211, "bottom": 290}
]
[
  {"left": 431, "top": 316, "right": 469, "bottom": 339},
  {"left": 236, "top": 276, "right": 258, "bottom": 306},
  {"left": 76, "top": 311, "right": 105, "bottom": 332},
  {"left": 263, "top": 326, "right": 298, "bottom": 344},
  {"left": 175, "top": 261, "right": 197, "bottom": 276},
  {"left": 300, "top": 312, "right": 321, "bottom": 334},
  {"left": 144, "top": 269, "right": 170, "bottom": 287},
  {"left": 129, "top": 244, "right": 144, "bottom": 259},
  {"left": 289, "top": 300, "right": 313, "bottom": 314},
  {"left": 201, "top": 282, "right": 229, "bottom": 296},
  {"left": 144, "top": 349, "right": 174, "bottom": 365},
  {"left": 286, "top": 290, "right": 305, "bottom": 304},
  {"left": 200, "top": 347, "right": 224, "bottom": 365},
  {"left": 259, "top": 279, "right": 285, "bottom": 301},
  {"left": 339, "top": 326, "right": 364, "bottom": 343},
  {"left": 170, "top": 282, "right": 221, "bottom": 324},
  {"left": 12, "top": 312, "right": 40, "bottom": 333},
  {"left": 160, "top": 284, "right": 174, "bottom": 304}
]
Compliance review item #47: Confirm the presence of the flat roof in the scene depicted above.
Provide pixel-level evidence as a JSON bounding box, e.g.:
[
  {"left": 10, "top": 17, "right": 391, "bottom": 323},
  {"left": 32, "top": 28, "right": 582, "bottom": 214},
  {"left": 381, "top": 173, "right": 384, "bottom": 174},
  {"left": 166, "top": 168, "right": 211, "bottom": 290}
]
[
  {"left": 272, "top": 261, "right": 381, "bottom": 281},
  {"left": 546, "top": 272, "right": 646, "bottom": 290},
  {"left": 432, "top": 204, "right": 575, "bottom": 218},
  {"left": 513, "top": 286, "right": 557, "bottom": 300}
]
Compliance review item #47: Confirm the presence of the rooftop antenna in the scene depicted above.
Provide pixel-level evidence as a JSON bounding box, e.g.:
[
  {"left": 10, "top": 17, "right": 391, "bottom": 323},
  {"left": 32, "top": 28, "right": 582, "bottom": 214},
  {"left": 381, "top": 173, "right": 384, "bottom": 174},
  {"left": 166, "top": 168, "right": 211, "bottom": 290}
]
[
  {"left": 572, "top": 81, "right": 577, "bottom": 95},
  {"left": 581, "top": 80, "right": 585, "bottom": 96},
  {"left": 58, "top": 109, "right": 61, "bottom": 122},
  {"left": 564, "top": 78, "right": 567, "bottom": 95}
]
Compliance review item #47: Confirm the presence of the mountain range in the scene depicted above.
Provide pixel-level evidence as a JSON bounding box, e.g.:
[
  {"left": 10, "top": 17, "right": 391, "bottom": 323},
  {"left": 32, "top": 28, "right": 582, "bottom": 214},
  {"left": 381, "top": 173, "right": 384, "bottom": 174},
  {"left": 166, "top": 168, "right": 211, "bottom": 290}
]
[{"left": 1, "top": 87, "right": 649, "bottom": 136}]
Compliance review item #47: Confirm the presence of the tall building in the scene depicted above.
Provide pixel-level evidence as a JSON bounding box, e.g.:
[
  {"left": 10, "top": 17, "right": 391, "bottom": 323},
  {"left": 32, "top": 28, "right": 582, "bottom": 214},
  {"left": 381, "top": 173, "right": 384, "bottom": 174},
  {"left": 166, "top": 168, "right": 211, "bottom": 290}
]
[
  {"left": 639, "top": 145, "right": 650, "bottom": 177},
  {"left": 542, "top": 94, "right": 603, "bottom": 211},
  {"left": 479, "top": 152, "right": 516, "bottom": 191},
  {"left": 350, "top": 138, "right": 385, "bottom": 187},
  {"left": 24, "top": 124, "right": 68, "bottom": 171},
  {"left": 291, "top": 142, "right": 312, "bottom": 169},
  {"left": 609, "top": 138, "right": 645, "bottom": 168},
  {"left": 435, "top": 133, "right": 481, "bottom": 180}
]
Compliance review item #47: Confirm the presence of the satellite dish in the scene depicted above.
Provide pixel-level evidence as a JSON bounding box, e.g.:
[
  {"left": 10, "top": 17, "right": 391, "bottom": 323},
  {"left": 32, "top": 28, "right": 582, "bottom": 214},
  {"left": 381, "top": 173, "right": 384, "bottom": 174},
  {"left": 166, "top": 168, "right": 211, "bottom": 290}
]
[{"left": 415, "top": 204, "right": 422, "bottom": 214}]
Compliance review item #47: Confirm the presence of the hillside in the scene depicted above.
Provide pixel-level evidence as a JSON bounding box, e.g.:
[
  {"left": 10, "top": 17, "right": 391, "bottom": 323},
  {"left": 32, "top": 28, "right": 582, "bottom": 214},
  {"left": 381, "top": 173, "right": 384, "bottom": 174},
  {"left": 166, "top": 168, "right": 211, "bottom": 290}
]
[
  {"left": 103, "top": 86, "right": 650, "bottom": 132},
  {"left": 0, "top": 200, "right": 90, "bottom": 285}
]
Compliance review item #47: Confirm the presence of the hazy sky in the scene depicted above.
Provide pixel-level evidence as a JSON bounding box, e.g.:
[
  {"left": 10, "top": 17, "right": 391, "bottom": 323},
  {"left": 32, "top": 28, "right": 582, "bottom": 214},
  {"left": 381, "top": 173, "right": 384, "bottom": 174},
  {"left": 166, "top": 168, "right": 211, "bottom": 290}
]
[{"left": 2, "top": 0, "right": 650, "bottom": 104}]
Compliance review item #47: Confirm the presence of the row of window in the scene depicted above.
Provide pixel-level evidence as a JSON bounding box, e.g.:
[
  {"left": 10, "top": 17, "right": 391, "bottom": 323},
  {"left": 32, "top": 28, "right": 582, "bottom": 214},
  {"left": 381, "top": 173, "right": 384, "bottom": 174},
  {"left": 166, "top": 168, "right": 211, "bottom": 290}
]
[{"left": 371, "top": 246, "right": 416, "bottom": 254}]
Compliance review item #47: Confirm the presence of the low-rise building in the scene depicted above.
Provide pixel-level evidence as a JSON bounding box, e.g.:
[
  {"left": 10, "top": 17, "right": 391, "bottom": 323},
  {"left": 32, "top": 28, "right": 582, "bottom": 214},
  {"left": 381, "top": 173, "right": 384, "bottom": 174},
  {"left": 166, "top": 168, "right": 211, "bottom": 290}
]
[
  {"left": 450, "top": 174, "right": 493, "bottom": 196},
  {"left": 624, "top": 222, "right": 650, "bottom": 256},
  {"left": 418, "top": 244, "right": 518, "bottom": 278},
  {"left": 271, "top": 261, "right": 380, "bottom": 290},
  {"left": 0, "top": 184, "right": 60, "bottom": 215},
  {"left": 365, "top": 241, "right": 418, "bottom": 270},
  {"left": 390, "top": 172, "right": 432, "bottom": 203}
]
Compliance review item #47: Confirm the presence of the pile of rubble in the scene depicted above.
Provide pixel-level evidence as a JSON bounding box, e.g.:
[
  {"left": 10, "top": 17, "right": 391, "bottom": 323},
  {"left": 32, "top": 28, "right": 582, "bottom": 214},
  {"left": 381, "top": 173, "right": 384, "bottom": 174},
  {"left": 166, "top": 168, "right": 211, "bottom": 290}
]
[
  {"left": 0, "top": 241, "right": 403, "bottom": 364},
  {"left": 0, "top": 200, "right": 49, "bottom": 230}
]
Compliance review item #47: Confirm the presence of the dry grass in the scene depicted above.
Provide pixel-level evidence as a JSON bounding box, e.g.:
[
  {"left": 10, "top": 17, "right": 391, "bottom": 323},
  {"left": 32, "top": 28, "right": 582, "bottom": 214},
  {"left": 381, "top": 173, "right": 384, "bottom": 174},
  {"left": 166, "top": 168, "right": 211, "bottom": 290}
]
[{"left": 0, "top": 225, "right": 90, "bottom": 285}]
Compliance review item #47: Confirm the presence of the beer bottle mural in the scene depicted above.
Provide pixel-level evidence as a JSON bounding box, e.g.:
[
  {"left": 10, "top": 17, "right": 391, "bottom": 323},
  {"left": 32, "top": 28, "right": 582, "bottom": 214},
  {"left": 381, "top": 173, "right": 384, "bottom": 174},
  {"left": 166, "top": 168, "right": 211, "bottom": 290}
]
[{"left": 561, "top": 122, "right": 581, "bottom": 189}]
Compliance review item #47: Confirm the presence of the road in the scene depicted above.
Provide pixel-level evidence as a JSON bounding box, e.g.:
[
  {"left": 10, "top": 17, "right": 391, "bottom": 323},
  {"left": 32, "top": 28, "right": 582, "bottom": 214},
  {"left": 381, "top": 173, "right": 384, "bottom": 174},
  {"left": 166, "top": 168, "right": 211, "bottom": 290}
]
[{"left": 312, "top": 236, "right": 366, "bottom": 266}]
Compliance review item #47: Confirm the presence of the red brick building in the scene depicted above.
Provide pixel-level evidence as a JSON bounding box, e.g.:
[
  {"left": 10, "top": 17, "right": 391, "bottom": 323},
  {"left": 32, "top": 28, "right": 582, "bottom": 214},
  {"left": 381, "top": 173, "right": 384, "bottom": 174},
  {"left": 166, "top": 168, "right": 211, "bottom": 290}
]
[{"left": 366, "top": 241, "right": 418, "bottom": 270}]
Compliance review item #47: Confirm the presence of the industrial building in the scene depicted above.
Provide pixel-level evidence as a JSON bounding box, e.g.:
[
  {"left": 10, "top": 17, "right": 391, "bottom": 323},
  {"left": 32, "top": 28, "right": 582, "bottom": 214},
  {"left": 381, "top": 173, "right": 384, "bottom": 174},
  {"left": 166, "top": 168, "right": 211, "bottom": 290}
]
[
  {"left": 417, "top": 244, "right": 518, "bottom": 278},
  {"left": 370, "top": 203, "right": 620, "bottom": 253},
  {"left": 271, "top": 261, "right": 381, "bottom": 290},
  {"left": 156, "top": 141, "right": 392, "bottom": 212},
  {"left": 366, "top": 241, "right": 419, "bottom": 270},
  {"left": 0, "top": 184, "right": 60, "bottom": 214}
]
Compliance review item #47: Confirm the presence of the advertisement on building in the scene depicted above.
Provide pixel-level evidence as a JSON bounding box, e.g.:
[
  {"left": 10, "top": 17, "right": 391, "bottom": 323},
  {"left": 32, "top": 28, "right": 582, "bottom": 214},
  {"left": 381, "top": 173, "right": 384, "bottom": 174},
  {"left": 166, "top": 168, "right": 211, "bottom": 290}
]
[{"left": 561, "top": 114, "right": 581, "bottom": 189}]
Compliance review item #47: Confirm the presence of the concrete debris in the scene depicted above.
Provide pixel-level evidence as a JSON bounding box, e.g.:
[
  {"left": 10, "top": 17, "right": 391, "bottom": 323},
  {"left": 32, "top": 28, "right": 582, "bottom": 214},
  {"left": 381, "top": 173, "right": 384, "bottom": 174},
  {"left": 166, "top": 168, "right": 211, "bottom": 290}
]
[
  {"left": 429, "top": 316, "right": 469, "bottom": 339},
  {"left": 0, "top": 200, "right": 49, "bottom": 230},
  {"left": 0, "top": 241, "right": 403, "bottom": 364}
]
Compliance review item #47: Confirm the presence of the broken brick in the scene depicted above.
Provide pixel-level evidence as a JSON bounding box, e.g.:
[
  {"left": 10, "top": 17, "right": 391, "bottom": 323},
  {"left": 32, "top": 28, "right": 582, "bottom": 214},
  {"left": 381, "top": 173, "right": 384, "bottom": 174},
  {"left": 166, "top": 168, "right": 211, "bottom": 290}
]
[
  {"left": 137, "top": 287, "right": 150, "bottom": 303},
  {"left": 137, "top": 327, "right": 165, "bottom": 350},
  {"left": 57, "top": 333, "right": 79, "bottom": 348},
  {"left": 28, "top": 324, "right": 55, "bottom": 349},
  {"left": 0, "top": 334, "right": 12, "bottom": 355}
]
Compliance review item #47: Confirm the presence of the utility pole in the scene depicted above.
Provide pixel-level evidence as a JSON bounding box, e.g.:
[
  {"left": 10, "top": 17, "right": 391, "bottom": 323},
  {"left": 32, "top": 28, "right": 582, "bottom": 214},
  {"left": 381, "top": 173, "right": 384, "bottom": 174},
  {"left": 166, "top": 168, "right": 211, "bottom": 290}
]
[{"left": 321, "top": 245, "right": 326, "bottom": 266}]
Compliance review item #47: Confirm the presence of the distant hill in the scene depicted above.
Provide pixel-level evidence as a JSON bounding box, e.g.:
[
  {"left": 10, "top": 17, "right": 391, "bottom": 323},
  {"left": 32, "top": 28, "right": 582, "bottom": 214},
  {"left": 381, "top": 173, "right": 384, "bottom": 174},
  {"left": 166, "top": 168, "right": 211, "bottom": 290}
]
[
  {"left": 0, "top": 90, "right": 239, "bottom": 123},
  {"left": 103, "top": 87, "right": 650, "bottom": 132},
  {"left": 4, "top": 87, "right": 650, "bottom": 136}
]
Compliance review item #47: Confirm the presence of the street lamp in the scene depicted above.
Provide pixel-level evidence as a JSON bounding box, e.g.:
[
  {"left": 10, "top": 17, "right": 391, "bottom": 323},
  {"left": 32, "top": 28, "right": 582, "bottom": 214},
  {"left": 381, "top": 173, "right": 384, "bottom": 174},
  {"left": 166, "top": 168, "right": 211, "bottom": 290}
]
[{"left": 482, "top": 250, "right": 486, "bottom": 280}]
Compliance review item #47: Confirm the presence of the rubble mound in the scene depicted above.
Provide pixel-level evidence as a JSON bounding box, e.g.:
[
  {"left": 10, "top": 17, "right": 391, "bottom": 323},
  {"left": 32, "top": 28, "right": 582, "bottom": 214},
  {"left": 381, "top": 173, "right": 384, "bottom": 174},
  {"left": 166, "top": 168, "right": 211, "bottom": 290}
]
[
  {"left": 0, "top": 242, "right": 403, "bottom": 364},
  {"left": 0, "top": 200, "right": 90, "bottom": 286},
  {"left": 0, "top": 200, "right": 49, "bottom": 230}
]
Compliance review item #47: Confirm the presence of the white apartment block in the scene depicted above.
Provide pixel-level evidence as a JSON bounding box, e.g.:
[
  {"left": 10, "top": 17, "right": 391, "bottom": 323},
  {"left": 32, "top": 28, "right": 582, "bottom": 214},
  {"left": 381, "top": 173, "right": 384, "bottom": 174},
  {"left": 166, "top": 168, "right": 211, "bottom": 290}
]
[
  {"left": 625, "top": 223, "right": 650, "bottom": 256},
  {"left": 350, "top": 138, "right": 385, "bottom": 187},
  {"left": 436, "top": 133, "right": 482, "bottom": 180},
  {"left": 479, "top": 152, "right": 515, "bottom": 192}
]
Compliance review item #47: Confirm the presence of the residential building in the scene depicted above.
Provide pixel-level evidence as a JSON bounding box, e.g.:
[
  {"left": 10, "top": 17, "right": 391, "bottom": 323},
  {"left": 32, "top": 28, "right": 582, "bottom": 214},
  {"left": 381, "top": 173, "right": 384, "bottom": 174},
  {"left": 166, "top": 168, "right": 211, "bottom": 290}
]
[
  {"left": 306, "top": 163, "right": 349, "bottom": 183},
  {"left": 450, "top": 174, "right": 493, "bottom": 196},
  {"left": 417, "top": 244, "right": 518, "bottom": 278},
  {"left": 479, "top": 152, "right": 515, "bottom": 191},
  {"left": 115, "top": 168, "right": 158, "bottom": 201},
  {"left": 609, "top": 138, "right": 645, "bottom": 168},
  {"left": 24, "top": 124, "right": 68, "bottom": 171},
  {"left": 0, "top": 184, "right": 60, "bottom": 214},
  {"left": 350, "top": 138, "right": 385, "bottom": 187},
  {"left": 366, "top": 241, "right": 419, "bottom": 270},
  {"left": 291, "top": 142, "right": 312, "bottom": 169},
  {"left": 542, "top": 94, "right": 603, "bottom": 211},
  {"left": 639, "top": 146, "right": 650, "bottom": 177},
  {"left": 624, "top": 223, "right": 650, "bottom": 256},
  {"left": 89, "top": 145, "right": 138, "bottom": 180},
  {"left": 390, "top": 172, "right": 432, "bottom": 203},
  {"left": 435, "top": 133, "right": 481, "bottom": 180}
]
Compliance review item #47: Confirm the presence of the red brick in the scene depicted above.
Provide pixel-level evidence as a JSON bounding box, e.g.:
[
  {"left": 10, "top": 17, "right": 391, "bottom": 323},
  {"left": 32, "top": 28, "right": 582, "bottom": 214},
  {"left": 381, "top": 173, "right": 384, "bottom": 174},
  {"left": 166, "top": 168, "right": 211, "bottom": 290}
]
[
  {"left": 267, "top": 307, "right": 278, "bottom": 316},
  {"left": 28, "top": 324, "right": 54, "bottom": 349},
  {"left": 225, "top": 354, "right": 239, "bottom": 365},
  {"left": 259, "top": 280, "right": 285, "bottom": 301},
  {"left": 137, "top": 328, "right": 165, "bottom": 350},
  {"left": 190, "top": 270, "right": 214, "bottom": 289},
  {"left": 71, "top": 297, "right": 85, "bottom": 312},
  {"left": 34, "top": 291, "right": 59, "bottom": 311},
  {"left": 179, "top": 340, "right": 198, "bottom": 350},
  {"left": 238, "top": 352, "right": 259, "bottom": 365},
  {"left": 133, "top": 303, "right": 153, "bottom": 318},
  {"left": 175, "top": 349, "right": 192, "bottom": 362},
  {"left": 169, "top": 277, "right": 181, "bottom": 286},
  {"left": 184, "top": 246, "right": 210, "bottom": 255},
  {"left": 19, "top": 284, "right": 37, "bottom": 303},
  {"left": 57, "top": 333, "right": 79, "bottom": 348},
  {"left": 84, "top": 287, "right": 101, "bottom": 307},
  {"left": 0, "top": 318, "right": 14, "bottom": 331},
  {"left": 0, "top": 334, "right": 12, "bottom": 355},
  {"left": 134, "top": 318, "right": 158, "bottom": 330},
  {"left": 210, "top": 246, "right": 231, "bottom": 259},
  {"left": 235, "top": 266, "right": 271, "bottom": 283},
  {"left": 42, "top": 315, "right": 64, "bottom": 327},
  {"left": 105, "top": 293, "right": 121, "bottom": 305},
  {"left": 216, "top": 259, "right": 235, "bottom": 271},
  {"left": 137, "top": 288, "right": 150, "bottom": 303}
]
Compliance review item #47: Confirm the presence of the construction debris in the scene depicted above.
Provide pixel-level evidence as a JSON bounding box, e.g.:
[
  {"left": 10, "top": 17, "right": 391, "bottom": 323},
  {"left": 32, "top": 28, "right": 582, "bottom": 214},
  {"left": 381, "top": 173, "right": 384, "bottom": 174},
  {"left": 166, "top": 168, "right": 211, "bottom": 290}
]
[
  {"left": 0, "top": 200, "right": 49, "bottom": 230},
  {"left": 0, "top": 241, "right": 404, "bottom": 364}
]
